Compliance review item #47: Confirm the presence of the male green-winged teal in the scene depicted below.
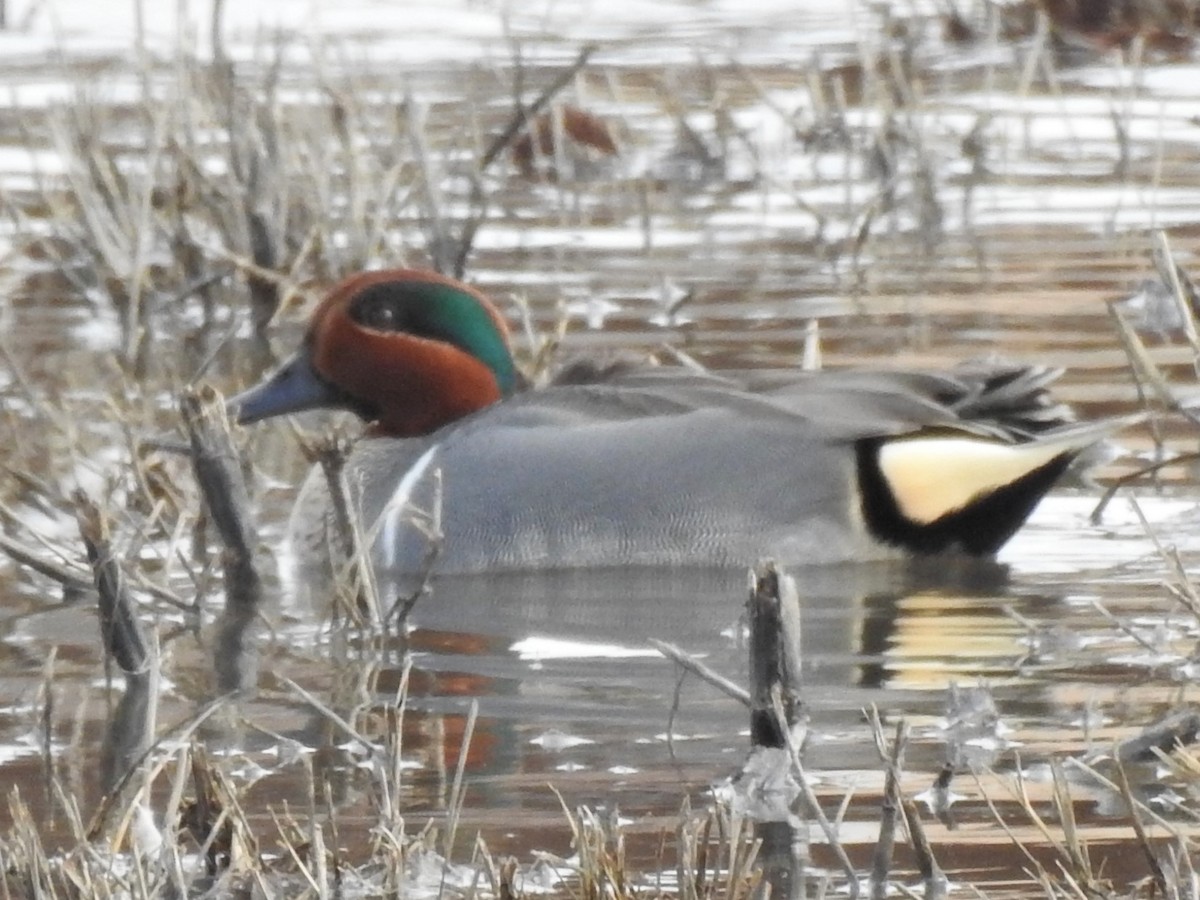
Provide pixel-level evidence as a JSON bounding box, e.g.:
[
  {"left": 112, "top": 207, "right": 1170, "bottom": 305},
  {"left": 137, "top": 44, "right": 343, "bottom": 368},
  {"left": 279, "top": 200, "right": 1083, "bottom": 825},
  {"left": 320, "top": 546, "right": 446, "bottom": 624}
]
[{"left": 230, "top": 269, "right": 1110, "bottom": 574}]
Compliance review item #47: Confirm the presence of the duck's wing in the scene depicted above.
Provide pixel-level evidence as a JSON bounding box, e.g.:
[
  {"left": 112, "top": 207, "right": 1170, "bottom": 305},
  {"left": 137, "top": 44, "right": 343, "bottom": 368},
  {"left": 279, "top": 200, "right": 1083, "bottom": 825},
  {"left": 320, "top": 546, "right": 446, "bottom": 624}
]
[
  {"left": 747, "top": 360, "right": 1074, "bottom": 442},
  {"left": 522, "top": 357, "right": 1073, "bottom": 443}
]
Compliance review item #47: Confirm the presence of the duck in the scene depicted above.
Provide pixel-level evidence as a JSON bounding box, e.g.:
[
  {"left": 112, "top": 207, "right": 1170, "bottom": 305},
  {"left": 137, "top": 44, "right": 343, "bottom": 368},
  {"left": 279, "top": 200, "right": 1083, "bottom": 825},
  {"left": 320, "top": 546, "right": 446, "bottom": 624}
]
[{"left": 228, "top": 268, "right": 1116, "bottom": 575}]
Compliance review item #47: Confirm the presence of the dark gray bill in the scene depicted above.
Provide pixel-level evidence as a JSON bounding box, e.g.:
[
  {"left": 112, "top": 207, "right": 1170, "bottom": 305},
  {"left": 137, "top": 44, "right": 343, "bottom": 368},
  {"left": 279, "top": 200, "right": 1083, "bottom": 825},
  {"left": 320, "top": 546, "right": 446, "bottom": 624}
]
[{"left": 227, "top": 347, "right": 346, "bottom": 425}]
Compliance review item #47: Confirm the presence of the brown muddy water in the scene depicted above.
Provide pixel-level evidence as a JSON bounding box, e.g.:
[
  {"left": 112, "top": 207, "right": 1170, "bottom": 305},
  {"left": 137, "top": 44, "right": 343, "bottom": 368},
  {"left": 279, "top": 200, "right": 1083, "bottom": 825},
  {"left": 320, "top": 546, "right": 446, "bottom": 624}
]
[{"left": 3, "top": 1, "right": 1200, "bottom": 896}]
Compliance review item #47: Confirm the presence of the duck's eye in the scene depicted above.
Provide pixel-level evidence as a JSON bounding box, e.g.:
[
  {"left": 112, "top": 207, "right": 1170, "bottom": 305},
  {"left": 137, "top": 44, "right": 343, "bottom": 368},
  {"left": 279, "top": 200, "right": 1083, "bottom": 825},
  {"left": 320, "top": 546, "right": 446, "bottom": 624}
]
[{"left": 356, "top": 298, "right": 404, "bottom": 331}]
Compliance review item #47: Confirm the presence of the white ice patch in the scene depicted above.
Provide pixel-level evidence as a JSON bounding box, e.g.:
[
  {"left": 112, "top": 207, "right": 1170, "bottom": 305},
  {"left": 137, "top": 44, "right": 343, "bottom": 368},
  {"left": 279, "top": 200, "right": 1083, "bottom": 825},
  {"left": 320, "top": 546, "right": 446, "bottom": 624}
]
[
  {"left": 511, "top": 636, "right": 661, "bottom": 661},
  {"left": 530, "top": 729, "right": 594, "bottom": 751}
]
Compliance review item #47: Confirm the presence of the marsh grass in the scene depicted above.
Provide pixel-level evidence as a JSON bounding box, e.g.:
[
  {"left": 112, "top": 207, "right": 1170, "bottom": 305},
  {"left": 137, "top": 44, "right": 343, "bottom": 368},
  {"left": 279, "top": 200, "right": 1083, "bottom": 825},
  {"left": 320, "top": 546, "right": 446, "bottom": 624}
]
[{"left": 4, "top": 1, "right": 1200, "bottom": 897}]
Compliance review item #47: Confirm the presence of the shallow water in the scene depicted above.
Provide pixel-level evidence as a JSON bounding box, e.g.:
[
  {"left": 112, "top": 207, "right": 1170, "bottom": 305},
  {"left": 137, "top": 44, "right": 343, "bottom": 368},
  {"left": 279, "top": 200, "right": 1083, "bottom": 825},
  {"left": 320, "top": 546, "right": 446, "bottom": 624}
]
[{"left": 3, "top": 0, "right": 1200, "bottom": 895}]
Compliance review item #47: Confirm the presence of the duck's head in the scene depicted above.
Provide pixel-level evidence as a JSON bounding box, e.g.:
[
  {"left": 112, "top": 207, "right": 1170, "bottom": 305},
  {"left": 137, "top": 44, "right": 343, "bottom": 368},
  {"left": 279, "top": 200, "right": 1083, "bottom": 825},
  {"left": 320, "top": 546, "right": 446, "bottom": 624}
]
[{"left": 229, "top": 269, "right": 518, "bottom": 437}]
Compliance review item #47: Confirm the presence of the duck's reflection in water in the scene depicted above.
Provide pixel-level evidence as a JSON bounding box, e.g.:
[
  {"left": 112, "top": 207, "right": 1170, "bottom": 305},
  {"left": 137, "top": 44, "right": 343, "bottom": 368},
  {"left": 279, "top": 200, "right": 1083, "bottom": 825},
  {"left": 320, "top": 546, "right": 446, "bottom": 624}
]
[{"left": 264, "top": 560, "right": 1031, "bottom": 780}]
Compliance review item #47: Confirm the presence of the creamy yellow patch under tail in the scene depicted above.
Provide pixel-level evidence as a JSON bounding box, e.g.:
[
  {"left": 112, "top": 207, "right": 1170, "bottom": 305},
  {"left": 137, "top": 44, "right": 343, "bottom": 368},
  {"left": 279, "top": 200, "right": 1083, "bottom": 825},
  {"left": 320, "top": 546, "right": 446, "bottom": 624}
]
[{"left": 877, "top": 434, "right": 1084, "bottom": 525}]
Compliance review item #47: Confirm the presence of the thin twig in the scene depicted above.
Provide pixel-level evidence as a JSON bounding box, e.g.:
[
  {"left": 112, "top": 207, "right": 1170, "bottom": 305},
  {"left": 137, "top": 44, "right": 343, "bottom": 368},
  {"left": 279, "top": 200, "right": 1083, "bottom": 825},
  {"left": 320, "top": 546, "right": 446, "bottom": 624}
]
[
  {"left": 453, "top": 43, "right": 599, "bottom": 277},
  {"left": 479, "top": 44, "right": 599, "bottom": 172},
  {"left": 1089, "top": 451, "right": 1200, "bottom": 524},
  {"left": 0, "top": 532, "right": 94, "bottom": 593},
  {"left": 650, "top": 639, "right": 751, "bottom": 707}
]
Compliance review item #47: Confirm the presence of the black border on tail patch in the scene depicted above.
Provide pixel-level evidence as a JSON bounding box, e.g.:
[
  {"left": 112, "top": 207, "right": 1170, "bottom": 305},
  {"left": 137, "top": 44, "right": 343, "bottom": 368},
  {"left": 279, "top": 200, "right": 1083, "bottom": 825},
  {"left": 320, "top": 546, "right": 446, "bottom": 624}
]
[{"left": 855, "top": 437, "right": 1076, "bottom": 556}]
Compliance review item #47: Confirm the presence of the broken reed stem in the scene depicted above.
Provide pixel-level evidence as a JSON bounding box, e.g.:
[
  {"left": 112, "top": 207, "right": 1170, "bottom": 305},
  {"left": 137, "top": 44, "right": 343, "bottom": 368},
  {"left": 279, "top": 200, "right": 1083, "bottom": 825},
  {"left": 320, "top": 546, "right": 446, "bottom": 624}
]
[
  {"left": 309, "top": 433, "right": 358, "bottom": 561},
  {"left": 382, "top": 656, "right": 413, "bottom": 830},
  {"left": 181, "top": 384, "right": 263, "bottom": 692},
  {"left": 281, "top": 676, "right": 377, "bottom": 758},
  {"left": 39, "top": 649, "right": 57, "bottom": 827},
  {"left": 443, "top": 700, "right": 479, "bottom": 862},
  {"left": 1108, "top": 294, "right": 1200, "bottom": 429},
  {"left": 745, "top": 561, "right": 855, "bottom": 896},
  {"left": 405, "top": 98, "right": 454, "bottom": 275},
  {"left": 1064, "top": 756, "right": 1189, "bottom": 842},
  {"left": 1049, "top": 761, "right": 1091, "bottom": 884},
  {"left": 181, "top": 385, "right": 257, "bottom": 561},
  {"left": 73, "top": 490, "right": 150, "bottom": 675},
  {"left": 180, "top": 384, "right": 262, "bottom": 608},
  {"left": 85, "top": 693, "right": 229, "bottom": 842},
  {"left": 748, "top": 560, "right": 805, "bottom": 748}
]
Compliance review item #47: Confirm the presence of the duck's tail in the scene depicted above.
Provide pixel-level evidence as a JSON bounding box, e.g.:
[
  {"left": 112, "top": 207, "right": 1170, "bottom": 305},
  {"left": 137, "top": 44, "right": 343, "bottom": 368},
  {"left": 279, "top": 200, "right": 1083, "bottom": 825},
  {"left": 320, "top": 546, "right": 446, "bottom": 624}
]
[{"left": 944, "top": 360, "right": 1075, "bottom": 438}]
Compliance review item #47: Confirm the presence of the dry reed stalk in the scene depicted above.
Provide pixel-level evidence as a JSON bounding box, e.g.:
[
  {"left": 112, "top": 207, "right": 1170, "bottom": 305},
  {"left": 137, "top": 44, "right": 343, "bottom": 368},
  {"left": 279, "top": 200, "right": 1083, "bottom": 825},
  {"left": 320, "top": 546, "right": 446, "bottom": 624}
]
[
  {"left": 1087, "top": 596, "right": 1168, "bottom": 657},
  {"left": 741, "top": 563, "right": 858, "bottom": 896},
  {"left": 1064, "top": 755, "right": 1192, "bottom": 845},
  {"left": 768, "top": 688, "right": 858, "bottom": 898},
  {"left": 451, "top": 43, "right": 599, "bottom": 278},
  {"left": 1088, "top": 265, "right": 1200, "bottom": 523},
  {"left": 1115, "top": 756, "right": 1168, "bottom": 894},
  {"left": 36, "top": 649, "right": 58, "bottom": 832},
  {"left": 384, "top": 467, "right": 443, "bottom": 627},
  {"left": 31, "top": 39, "right": 439, "bottom": 370},
  {"left": 271, "top": 806, "right": 327, "bottom": 895},
  {"left": 378, "top": 655, "right": 414, "bottom": 832},
  {"left": 85, "top": 694, "right": 228, "bottom": 842},
  {"left": 675, "top": 796, "right": 699, "bottom": 900},
  {"left": 298, "top": 429, "right": 382, "bottom": 627},
  {"left": 73, "top": 490, "right": 150, "bottom": 675},
  {"left": 443, "top": 700, "right": 479, "bottom": 866},
  {"left": 280, "top": 675, "right": 377, "bottom": 760},
  {"left": 869, "top": 713, "right": 907, "bottom": 900},
  {"left": 899, "top": 796, "right": 944, "bottom": 900},
  {"left": 1104, "top": 271, "right": 1196, "bottom": 423},
  {"left": 1088, "top": 450, "right": 1200, "bottom": 526},
  {"left": 1152, "top": 230, "right": 1200, "bottom": 369}
]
